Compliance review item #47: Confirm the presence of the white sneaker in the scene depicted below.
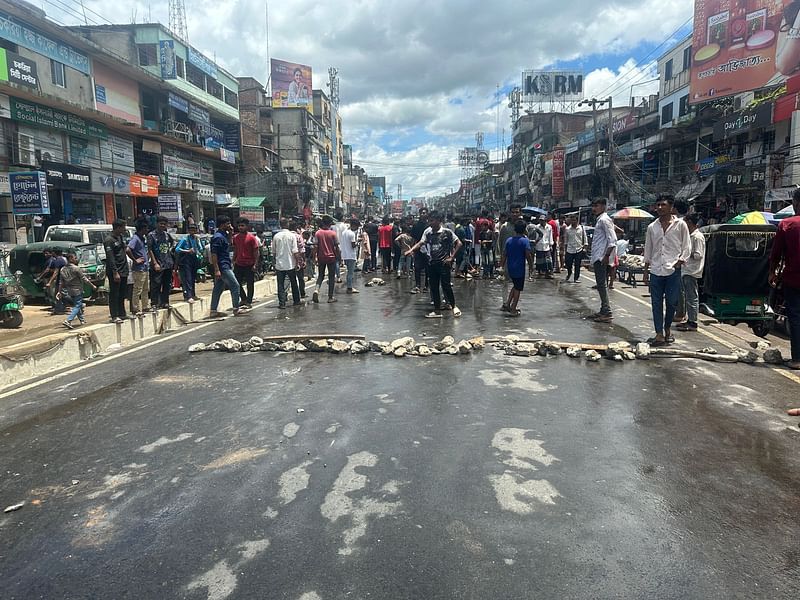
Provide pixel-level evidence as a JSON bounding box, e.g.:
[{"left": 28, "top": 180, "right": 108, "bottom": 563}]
[
  {"left": 188, "top": 297, "right": 195, "bottom": 304},
  {"left": 425, "top": 311, "right": 443, "bottom": 318}
]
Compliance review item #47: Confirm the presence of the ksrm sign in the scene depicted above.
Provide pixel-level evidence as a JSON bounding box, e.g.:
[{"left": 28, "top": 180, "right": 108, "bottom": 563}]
[{"left": 522, "top": 70, "right": 584, "bottom": 103}]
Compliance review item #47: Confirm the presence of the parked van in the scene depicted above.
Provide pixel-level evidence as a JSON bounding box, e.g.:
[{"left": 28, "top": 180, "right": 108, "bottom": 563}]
[{"left": 43, "top": 224, "right": 135, "bottom": 246}]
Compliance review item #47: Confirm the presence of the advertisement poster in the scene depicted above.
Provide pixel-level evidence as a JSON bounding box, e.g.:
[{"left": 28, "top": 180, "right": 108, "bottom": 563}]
[
  {"left": 271, "top": 59, "right": 312, "bottom": 111},
  {"left": 159, "top": 40, "right": 177, "bottom": 79},
  {"left": 689, "top": 0, "right": 798, "bottom": 103},
  {"left": 552, "top": 147, "right": 566, "bottom": 198},
  {"left": 10, "top": 171, "right": 49, "bottom": 215},
  {"left": 158, "top": 193, "right": 183, "bottom": 224},
  {"left": 522, "top": 70, "right": 584, "bottom": 103}
]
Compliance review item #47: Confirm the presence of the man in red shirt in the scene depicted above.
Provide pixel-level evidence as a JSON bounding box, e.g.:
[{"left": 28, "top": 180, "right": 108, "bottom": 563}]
[
  {"left": 770, "top": 189, "right": 800, "bottom": 372},
  {"left": 378, "top": 217, "right": 394, "bottom": 273},
  {"left": 233, "top": 217, "right": 260, "bottom": 308},
  {"left": 313, "top": 215, "right": 341, "bottom": 303},
  {"left": 548, "top": 212, "right": 561, "bottom": 273}
]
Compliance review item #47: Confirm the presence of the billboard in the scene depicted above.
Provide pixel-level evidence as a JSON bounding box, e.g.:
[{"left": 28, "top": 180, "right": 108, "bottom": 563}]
[
  {"left": 10, "top": 171, "right": 49, "bottom": 215},
  {"left": 689, "top": 0, "right": 794, "bottom": 103},
  {"left": 522, "top": 71, "right": 584, "bottom": 103},
  {"left": 552, "top": 147, "right": 566, "bottom": 198},
  {"left": 271, "top": 59, "right": 312, "bottom": 110}
]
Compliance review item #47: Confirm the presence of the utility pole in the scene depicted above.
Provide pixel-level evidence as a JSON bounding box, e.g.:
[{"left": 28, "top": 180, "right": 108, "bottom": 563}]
[{"left": 578, "top": 96, "right": 613, "bottom": 203}]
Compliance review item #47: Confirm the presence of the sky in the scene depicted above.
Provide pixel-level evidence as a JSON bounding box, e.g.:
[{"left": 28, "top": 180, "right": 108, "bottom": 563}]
[{"left": 40, "top": 0, "right": 696, "bottom": 200}]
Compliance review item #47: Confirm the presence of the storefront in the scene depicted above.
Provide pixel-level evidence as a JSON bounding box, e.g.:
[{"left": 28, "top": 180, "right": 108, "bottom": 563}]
[
  {"left": 91, "top": 168, "right": 134, "bottom": 223},
  {"left": 40, "top": 161, "right": 100, "bottom": 223}
]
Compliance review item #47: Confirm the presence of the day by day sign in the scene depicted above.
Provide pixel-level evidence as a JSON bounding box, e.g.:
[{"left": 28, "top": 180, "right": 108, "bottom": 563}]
[{"left": 10, "top": 171, "right": 49, "bottom": 215}]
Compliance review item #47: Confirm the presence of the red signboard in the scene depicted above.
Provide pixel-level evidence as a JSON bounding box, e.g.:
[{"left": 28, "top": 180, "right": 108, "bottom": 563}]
[
  {"left": 552, "top": 147, "right": 565, "bottom": 198},
  {"left": 130, "top": 174, "right": 160, "bottom": 197}
]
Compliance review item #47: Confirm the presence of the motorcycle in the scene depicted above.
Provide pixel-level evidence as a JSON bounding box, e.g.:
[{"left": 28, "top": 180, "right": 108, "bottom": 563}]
[{"left": 0, "top": 248, "right": 23, "bottom": 328}]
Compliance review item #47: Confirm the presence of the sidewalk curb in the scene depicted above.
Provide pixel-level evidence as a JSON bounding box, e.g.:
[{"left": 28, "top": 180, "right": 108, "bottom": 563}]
[{"left": 0, "top": 277, "right": 278, "bottom": 392}]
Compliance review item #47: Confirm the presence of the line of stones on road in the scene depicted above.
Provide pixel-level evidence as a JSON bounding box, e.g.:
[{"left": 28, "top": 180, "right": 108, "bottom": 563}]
[{"left": 186, "top": 334, "right": 784, "bottom": 365}]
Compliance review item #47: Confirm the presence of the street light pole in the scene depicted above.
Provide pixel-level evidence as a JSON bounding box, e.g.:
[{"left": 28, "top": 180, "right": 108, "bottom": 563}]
[{"left": 578, "top": 96, "right": 613, "bottom": 203}]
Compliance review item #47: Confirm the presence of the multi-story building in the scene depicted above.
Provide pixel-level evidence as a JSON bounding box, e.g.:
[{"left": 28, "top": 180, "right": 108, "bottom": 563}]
[{"left": 237, "top": 76, "right": 276, "bottom": 206}]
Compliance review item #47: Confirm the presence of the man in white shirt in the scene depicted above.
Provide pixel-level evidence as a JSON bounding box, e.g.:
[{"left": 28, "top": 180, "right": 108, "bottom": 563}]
[
  {"left": 532, "top": 216, "right": 554, "bottom": 278},
  {"left": 271, "top": 218, "right": 302, "bottom": 309},
  {"left": 677, "top": 213, "right": 705, "bottom": 332},
  {"left": 590, "top": 197, "right": 617, "bottom": 321},
  {"left": 643, "top": 194, "right": 691, "bottom": 345},
  {"left": 563, "top": 214, "right": 588, "bottom": 283},
  {"left": 332, "top": 212, "right": 348, "bottom": 283},
  {"left": 341, "top": 218, "right": 361, "bottom": 294}
]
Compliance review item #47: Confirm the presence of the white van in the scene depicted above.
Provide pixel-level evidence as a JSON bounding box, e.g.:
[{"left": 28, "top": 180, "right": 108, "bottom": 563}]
[{"left": 43, "top": 224, "right": 135, "bottom": 257}]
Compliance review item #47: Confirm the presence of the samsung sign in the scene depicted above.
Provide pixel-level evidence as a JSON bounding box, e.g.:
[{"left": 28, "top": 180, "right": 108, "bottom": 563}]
[{"left": 522, "top": 70, "right": 583, "bottom": 103}]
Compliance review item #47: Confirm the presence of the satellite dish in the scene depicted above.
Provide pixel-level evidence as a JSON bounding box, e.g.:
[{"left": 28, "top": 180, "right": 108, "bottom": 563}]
[{"left": 477, "top": 151, "right": 489, "bottom": 165}]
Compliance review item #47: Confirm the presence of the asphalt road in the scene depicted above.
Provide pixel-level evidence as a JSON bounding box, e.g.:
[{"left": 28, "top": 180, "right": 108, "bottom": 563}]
[{"left": 1, "top": 272, "right": 799, "bottom": 599}]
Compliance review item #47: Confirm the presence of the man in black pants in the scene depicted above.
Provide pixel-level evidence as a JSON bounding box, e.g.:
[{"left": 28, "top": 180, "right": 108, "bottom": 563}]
[
  {"left": 410, "top": 208, "right": 429, "bottom": 294},
  {"left": 363, "top": 217, "right": 379, "bottom": 272},
  {"left": 406, "top": 210, "right": 462, "bottom": 318},
  {"left": 147, "top": 215, "right": 175, "bottom": 308},
  {"left": 103, "top": 219, "right": 130, "bottom": 323}
]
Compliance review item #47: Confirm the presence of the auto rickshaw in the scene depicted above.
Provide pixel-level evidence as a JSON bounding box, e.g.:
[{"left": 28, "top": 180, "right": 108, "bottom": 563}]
[
  {"left": 699, "top": 224, "right": 776, "bottom": 337},
  {"left": 8, "top": 241, "right": 108, "bottom": 304},
  {"left": 0, "top": 246, "right": 24, "bottom": 328}
]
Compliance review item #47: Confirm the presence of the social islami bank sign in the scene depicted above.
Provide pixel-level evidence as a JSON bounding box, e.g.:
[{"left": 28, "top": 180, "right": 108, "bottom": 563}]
[{"left": 522, "top": 70, "right": 584, "bottom": 103}]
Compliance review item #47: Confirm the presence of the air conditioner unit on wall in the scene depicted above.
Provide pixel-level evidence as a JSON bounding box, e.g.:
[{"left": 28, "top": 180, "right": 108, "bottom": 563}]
[{"left": 17, "top": 132, "right": 35, "bottom": 165}]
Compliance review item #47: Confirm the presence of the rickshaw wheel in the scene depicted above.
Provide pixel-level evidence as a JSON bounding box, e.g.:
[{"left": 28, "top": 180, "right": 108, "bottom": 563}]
[
  {"left": 749, "top": 321, "right": 771, "bottom": 338},
  {"left": 1, "top": 310, "right": 23, "bottom": 328}
]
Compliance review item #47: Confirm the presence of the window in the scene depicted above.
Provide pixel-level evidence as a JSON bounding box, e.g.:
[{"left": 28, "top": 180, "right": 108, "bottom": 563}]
[
  {"left": 679, "top": 95, "right": 689, "bottom": 117},
  {"left": 763, "top": 129, "right": 776, "bottom": 154},
  {"left": 176, "top": 56, "right": 185, "bottom": 78},
  {"left": 50, "top": 60, "right": 66, "bottom": 87},
  {"left": 661, "top": 102, "right": 673, "bottom": 125},
  {"left": 186, "top": 62, "right": 206, "bottom": 90},
  {"left": 682, "top": 46, "right": 692, "bottom": 71},
  {"left": 137, "top": 44, "right": 157, "bottom": 66},
  {"left": 224, "top": 88, "right": 239, "bottom": 109},
  {"left": 664, "top": 59, "right": 673, "bottom": 81},
  {"left": 207, "top": 78, "right": 224, "bottom": 100}
]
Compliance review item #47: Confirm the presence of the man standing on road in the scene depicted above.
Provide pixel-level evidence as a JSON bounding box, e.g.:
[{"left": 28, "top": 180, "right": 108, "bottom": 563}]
[
  {"left": 364, "top": 217, "right": 379, "bottom": 273},
  {"left": 499, "top": 205, "right": 522, "bottom": 262},
  {"left": 332, "top": 212, "right": 348, "bottom": 283},
  {"left": 533, "top": 215, "right": 554, "bottom": 278},
  {"left": 643, "top": 194, "right": 691, "bottom": 346},
  {"left": 313, "top": 215, "right": 341, "bottom": 303},
  {"left": 232, "top": 217, "right": 259, "bottom": 309},
  {"left": 500, "top": 219, "right": 534, "bottom": 316},
  {"left": 341, "top": 218, "right": 361, "bottom": 294},
  {"left": 406, "top": 210, "right": 462, "bottom": 318},
  {"left": 209, "top": 215, "right": 248, "bottom": 318},
  {"left": 563, "top": 214, "right": 588, "bottom": 283},
  {"left": 590, "top": 198, "right": 617, "bottom": 323},
  {"left": 548, "top": 212, "right": 561, "bottom": 273},
  {"left": 104, "top": 219, "right": 129, "bottom": 323},
  {"left": 272, "top": 218, "right": 301, "bottom": 309},
  {"left": 770, "top": 188, "right": 800, "bottom": 370},
  {"left": 378, "top": 217, "right": 394, "bottom": 273},
  {"left": 410, "top": 209, "right": 429, "bottom": 294},
  {"left": 126, "top": 219, "right": 151, "bottom": 316},
  {"left": 175, "top": 223, "right": 202, "bottom": 303},
  {"left": 291, "top": 220, "right": 308, "bottom": 299},
  {"left": 147, "top": 216, "right": 175, "bottom": 309},
  {"left": 677, "top": 214, "right": 705, "bottom": 333}
]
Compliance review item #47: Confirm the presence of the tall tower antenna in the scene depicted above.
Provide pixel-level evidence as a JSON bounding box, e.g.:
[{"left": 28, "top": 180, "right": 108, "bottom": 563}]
[
  {"left": 169, "top": 0, "right": 188, "bottom": 42},
  {"left": 327, "top": 67, "right": 340, "bottom": 109}
]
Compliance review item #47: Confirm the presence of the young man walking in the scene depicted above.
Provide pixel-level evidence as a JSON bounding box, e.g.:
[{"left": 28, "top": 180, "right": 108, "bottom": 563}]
[
  {"left": 590, "top": 198, "right": 617, "bottom": 322},
  {"left": 378, "top": 217, "right": 394, "bottom": 273},
  {"left": 341, "top": 218, "right": 361, "bottom": 294},
  {"left": 210, "top": 215, "right": 248, "bottom": 318},
  {"left": 147, "top": 216, "right": 175, "bottom": 309},
  {"left": 500, "top": 220, "right": 534, "bottom": 316},
  {"left": 104, "top": 219, "right": 129, "bottom": 323},
  {"left": 677, "top": 213, "right": 705, "bottom": 333},
  {"left": 563, "top": 215, "right": 588, "bottom": 282},
  {"left": 272, "top": 218, "right": 302, "bottom": 308},
  {"left": 410, "top": 209, "right": 429, "bottom": 294},
  {"left": 643, "top": 194, "right": 691, "bottom": 345},
  {"left": 232, "top": 217, "right": 259, "bottom": 308},
  {"left": 770, "top": 187, "right": 800, "bottom": 370},
  {"left": 406, "top": 210, "right": 462, "bottom": 318},
  {"left": 126, "top": 219, "right": 151, "bottom": 316},
  {"left": 59, "top": 252, "right": 97, "bottom": 329},
  {"left": 313, "top": 215, "right": 341, "bottom": 303},
  {"left": 175, "top": 222, "right": 203, "bottom": 303}
]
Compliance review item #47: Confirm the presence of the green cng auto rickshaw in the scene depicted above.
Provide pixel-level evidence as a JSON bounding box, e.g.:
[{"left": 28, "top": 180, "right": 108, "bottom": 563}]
[
  {"left": 0, "top": 246, "right": 24, "bottom": 328},
  {"left": 9, "top": 241, "right": 108, "bottom": 304},
  {"left": 699, "top": 224, "right": 776, "bottom": 337}
]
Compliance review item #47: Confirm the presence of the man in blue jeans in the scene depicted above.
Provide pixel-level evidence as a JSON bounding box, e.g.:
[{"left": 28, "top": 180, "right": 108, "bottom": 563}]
[
  {"left": 643, "top": 194, "right": 691, "bottom": 346},
  {"left": 209, "top": 215, "right": 249, "bottom": 318}
]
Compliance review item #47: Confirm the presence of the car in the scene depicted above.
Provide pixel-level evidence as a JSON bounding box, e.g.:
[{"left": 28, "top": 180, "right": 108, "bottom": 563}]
[{"left": 43, "top": 224, "right": 134, "bottom": 259}]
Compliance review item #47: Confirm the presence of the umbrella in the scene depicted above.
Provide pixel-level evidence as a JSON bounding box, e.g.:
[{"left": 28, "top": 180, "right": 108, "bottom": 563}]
[
  {"left": 522, "top": 206, "right": 547, "bottom": 215},
  {"left": 611, "top": 207, "right": 655, "bottom": 220},
  {"left": 727, "top": 211, "right": 775, "bottom": 225},
  {"left": 774, "top": 205, "right": 795, "bottom": 220}
]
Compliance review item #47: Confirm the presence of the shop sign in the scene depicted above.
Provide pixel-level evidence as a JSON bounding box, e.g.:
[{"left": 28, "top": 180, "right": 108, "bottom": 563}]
[
  {"left": 95, "top": 84, "right": 106, "bottom": 104},
  {"left": 222, "top": 123, "right": 241, "bottom": 152},
  {"left": 611, "top": 112, "right": 636, "bottom": 135},
  {"left": 713, "top": 103, "right": 773, "bottom": 141},
  {"left": 238, "top": 197, "right": 265, "bottom": 223},
  {"left": 194, "top": 183, "right": 214, "bottom": 198},
  {"left": 725, "top": 169, "right": 765, "bottom": 187},
  {"left": 159, "top": 40, "right": 176, "bottom": 80},
  {"left": 219, "top": 148, "right": 235, "bottom": 163},
  {"left": 764, "top": 186, "right": 796, "bottom": 208},
  {"left": 163, "top": 154, "right": 201, "bottom": 180},
  {"left": 10, "top": 97, "right": 107, "bottom": 139},
  {"left": 0, "top": 10, "right": 90, "bottom": 74},
  {"left": 552, "top": 147, "right": 565, "bottom": 198},
  {"left": 91, "top": 169, "right": 131, "bottom": 195},
  {"left": 10, "top": 171, "right": 49, "bottom": 214},
  {"left": 0, "top": 171, "right": 9, "bottom": 194},
  {"left": 188, "top": 103, "right": 210, "bottom": 126},
  {"left": 0, "top": 49, "right": 38, "bottom": 88},
  {"left": 565, "top": 141, "right": 580, "bottom": 154},
  {"left": 696, "top": 153, "right": 733, "bottom": 176},
  {"left": 187, "top": 47, "right": 217, "bottom": 78},
  {"left": 100, "top": 135, "right": 135, "bottom": 171},
  {"left": 215, "top": 193, "right": 232, "bottom": 205},
  {"left": 168, "top": 92, "right": 189, "bottom": 113},
  {"left": 576, "top": 130, "right": 595, "bottom": 146},
  {"left": 41, "top": 161, "right": 91, "bottom": 190},
  {"left": 130, "top": 174, "right": 160, "bottom": 197},
  {"left": 157, "top": 193, "right": 183, "bottom": 223},
  {"left": 569, "top": 164, "right": 591, "bottom": 179}
]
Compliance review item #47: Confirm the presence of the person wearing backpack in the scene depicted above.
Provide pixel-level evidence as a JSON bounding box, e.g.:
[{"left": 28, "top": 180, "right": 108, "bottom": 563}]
[{"left": 147, "top": 215, "right": 176, "bottom": 309}]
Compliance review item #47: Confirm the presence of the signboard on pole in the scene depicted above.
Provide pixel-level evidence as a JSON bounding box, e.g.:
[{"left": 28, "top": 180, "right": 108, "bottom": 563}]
[
  {"left": 158, "top": 193, "right": 183, "bottom": 224},
  {"left": 552, "top": 147, "right": 566, "bottom": 198},
  {"left": 10, "top": 171, "right": 49, "bottom": 214},
  {"left": 522, "top": 71, "right": 584, "bottom": 103},
  {"left": 238, "top": 197, "right": 265, "bottom": 223}
]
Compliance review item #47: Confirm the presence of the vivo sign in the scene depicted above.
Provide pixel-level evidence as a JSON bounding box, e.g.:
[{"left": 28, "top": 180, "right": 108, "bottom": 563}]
[{"left": 522, "top": 70, "right": 584, "bottom": 103}]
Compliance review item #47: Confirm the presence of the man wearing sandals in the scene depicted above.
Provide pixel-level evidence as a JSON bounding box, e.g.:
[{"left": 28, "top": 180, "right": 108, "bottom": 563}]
[
  {"left": 500, "top": 219, "right": 534, "bottom": 316},
  {"left": 643, "top": 194, "right": 691, "bottom": 346},
  {"left": 590, "top": 198, "right": 617, "bottom": 322}
]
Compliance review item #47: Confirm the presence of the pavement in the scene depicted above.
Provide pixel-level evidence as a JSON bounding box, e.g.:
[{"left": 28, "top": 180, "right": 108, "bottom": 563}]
[{"left": 1, "top": 269, "right": 799, "bottom": 599}]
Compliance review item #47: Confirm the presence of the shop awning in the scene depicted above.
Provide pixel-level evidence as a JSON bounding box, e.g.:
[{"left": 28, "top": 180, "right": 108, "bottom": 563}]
[{"left": 674, "top": 178, "right": 712, "bottom": 202}]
